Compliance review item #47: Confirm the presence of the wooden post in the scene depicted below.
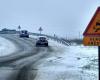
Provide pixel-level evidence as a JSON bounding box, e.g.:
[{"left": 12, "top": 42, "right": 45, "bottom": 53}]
[{"left": 98, "top": 46, "right": 100, "bottom": 78}]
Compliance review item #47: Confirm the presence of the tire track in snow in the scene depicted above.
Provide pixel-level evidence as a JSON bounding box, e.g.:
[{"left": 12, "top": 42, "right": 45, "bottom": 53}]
[{"left": 0, "top": 34, "right": 53, "bottom": 80}]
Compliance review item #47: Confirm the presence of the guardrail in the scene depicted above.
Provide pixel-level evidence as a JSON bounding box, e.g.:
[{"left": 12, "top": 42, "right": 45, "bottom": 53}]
[
  {"left": 29, "top": 33, "right": 70, "bottom": 46},
  {"left": 0, "top": 31, "right": 71, "bottom": 46}
]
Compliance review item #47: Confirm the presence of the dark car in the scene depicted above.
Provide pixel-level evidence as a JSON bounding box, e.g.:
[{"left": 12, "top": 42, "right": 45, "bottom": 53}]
[
  {"left": 19, "top": 30, "right": 29, "bottom": 38},
  {"left": 36, "top": 37, "right": 48, "bottom": 47}
]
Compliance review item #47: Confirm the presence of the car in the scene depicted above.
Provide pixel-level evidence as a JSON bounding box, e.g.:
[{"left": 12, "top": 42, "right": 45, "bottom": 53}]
[
  {"left": 36, "top": 37, "right": 48, "bottom": 47},
  {"left": 19, "top": 30, "right": 29, "bottom": 38}
]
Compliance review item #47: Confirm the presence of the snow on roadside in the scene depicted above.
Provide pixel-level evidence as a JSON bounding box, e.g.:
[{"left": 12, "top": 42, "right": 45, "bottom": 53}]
[
  {"left": 0, "top": 36, "right": 17, "bottom": 56},
  {"left": 30, "top": 35, "right": 98, "bottom": 80}
]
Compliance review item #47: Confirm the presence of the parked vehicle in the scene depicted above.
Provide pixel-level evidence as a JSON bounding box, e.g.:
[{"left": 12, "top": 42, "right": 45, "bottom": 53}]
[
  {"left": 19, "top": 30, "right": 29, "bottom": 38},
  {"left": 36, "top": 37, "right": 48, "bottom": 47}
]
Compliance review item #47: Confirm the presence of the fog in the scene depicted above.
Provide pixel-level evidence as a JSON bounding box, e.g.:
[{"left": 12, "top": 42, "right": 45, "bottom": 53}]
[{"left": 0, "top": 0, "right": 100, "bottom": 38}]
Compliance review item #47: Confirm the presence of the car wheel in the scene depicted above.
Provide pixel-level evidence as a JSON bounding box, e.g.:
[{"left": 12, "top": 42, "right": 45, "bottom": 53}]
[{"left": 45, "top": 43, "right": 48, "bottom": 46}]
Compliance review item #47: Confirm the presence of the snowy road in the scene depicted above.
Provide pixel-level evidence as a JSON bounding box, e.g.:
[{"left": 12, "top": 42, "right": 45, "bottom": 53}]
[{"left": 0, "top": 34, "right": 53, "bottom": 80}]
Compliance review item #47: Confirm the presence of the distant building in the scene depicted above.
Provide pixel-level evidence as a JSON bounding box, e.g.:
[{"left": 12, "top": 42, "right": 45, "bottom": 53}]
[{"left": 0, "top": 28, "right": 17, "bottom": 34}]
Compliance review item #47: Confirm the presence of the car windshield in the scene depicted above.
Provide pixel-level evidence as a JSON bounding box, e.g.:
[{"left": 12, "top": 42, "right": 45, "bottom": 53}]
[
  {"left": 39, "top": 37, "right": 46, "bottom": 40},
  {"left": 21, "top": 30, "right": 27, "bottom": 34}
]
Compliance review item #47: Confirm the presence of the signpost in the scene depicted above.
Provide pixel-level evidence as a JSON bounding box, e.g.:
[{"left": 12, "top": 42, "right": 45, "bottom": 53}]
[
  {"left": 18, "top": 25, "right": 21, "bottom": 34},
  {"left": 83, "top": 7, "right": 100, "bottom": 78},
  {"left": 38, "top": 27, "right": 43, "bottom": 34}
]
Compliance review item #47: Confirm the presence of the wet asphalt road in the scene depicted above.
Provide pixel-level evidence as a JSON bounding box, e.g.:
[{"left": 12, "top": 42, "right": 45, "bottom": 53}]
[{"left": 0, "top": 34, "right": 52, "bottom": 80}]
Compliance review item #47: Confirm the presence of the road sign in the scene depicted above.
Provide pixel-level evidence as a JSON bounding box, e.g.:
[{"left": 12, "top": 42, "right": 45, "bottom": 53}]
[
  {"left": 83, "top": 7, "right": 100, "bottom": 78},
  {"left": 83, "top": 36, "right": 100, "bottom": 46},
  {"left": 83, "top": 7, "right": 100, "bottom": 36},
  {"left": 18, "top": 25, "right": 21, "bottom": 29},
  {"left": 83, "top": 7, "right": 100, "bottom": 46},
  {"left": 38, "top": 27, "right": 43, "bottom": 31},
  {"left": 38, "top": 27, "right": 43, "bottom": 34}
]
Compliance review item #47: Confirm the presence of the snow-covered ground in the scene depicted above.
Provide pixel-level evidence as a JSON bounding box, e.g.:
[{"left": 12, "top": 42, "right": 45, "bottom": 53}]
[
  {"left": 0, "top": 36, "right": 17, "bottom": 56},
  {"left": 30, "top": 35, "right": 98, "bottom": 80}
]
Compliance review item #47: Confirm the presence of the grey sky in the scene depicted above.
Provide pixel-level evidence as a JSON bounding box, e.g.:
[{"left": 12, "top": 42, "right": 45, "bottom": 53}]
[{"left": 0, "top": 0, "right": 100, "bottom": 38}]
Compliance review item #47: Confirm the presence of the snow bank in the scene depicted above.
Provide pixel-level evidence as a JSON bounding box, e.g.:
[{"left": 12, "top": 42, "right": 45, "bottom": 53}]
[{"left": 0, "top": 36, "right": 17, "bottom": 56}]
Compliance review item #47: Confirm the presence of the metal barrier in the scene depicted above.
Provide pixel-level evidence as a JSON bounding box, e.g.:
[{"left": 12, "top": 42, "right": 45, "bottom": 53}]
[
  {"left": 0, "top": 31, "right": 70, "bottom": 46},
  {"left": 29, "top": 33, "right": 70, "bottom": 46}
]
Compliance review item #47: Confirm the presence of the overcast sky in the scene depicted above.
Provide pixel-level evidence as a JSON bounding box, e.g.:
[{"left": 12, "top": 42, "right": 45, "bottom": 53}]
[{"left": 0, "top": 0, "right": 100, "bottom": 38}]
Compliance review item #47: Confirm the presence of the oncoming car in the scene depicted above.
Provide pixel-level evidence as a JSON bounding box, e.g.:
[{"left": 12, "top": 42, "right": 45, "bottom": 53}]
[
  {"left": 19, "top": 30, "right": 29, "bottom": 38},
  {"left": 36, "top": 37, "right": 48, "bottom": 47}
]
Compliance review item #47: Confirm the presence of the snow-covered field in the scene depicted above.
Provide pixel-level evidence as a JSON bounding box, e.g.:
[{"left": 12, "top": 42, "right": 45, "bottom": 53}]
[
  {"left": 0, "top": 36, "right": 17, "bottom": 56},
  {"left": 30, "top": 35, "right": 98, "bottom": 80}
]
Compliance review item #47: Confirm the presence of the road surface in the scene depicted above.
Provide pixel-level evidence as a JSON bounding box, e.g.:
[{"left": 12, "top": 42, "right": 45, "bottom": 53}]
[{"left": 0, "top": 34, "right": 53, "bottom": 80}]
